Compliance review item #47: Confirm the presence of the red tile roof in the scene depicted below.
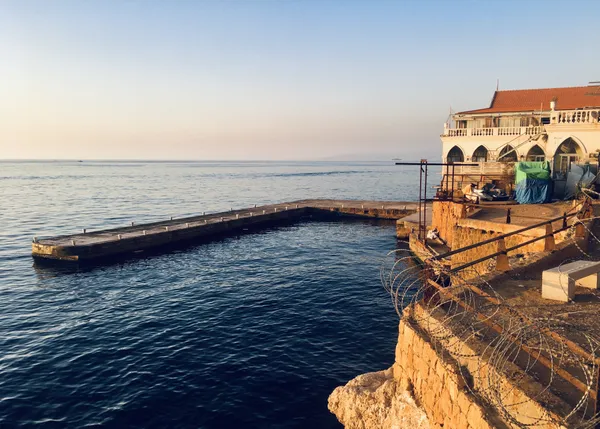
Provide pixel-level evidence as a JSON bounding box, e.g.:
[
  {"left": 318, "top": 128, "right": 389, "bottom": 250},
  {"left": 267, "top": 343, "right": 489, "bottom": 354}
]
[{"left": 457, "top": 86, "right": 600, "bottom": 115}]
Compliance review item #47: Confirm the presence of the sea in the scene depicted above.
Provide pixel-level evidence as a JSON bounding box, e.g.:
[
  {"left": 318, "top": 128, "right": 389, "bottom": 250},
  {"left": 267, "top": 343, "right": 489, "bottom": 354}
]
[{"left": 0, "top": 160, "right": 423, "bottom": 429}]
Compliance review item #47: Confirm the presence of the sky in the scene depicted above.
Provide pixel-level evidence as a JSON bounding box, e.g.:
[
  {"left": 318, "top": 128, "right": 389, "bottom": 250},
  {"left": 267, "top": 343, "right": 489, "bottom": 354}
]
[{"left": 1, "top": 0, "right": 600, "bottom": 161}]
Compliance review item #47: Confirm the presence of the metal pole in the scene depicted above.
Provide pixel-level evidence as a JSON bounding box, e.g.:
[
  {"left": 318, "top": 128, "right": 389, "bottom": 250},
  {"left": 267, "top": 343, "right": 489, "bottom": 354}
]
[
  {"left": 445, "top": 163, "right": 449, "bottom": 198},
  {"left": 451, "top": 164, "right": 455, "bottom": 200},
  {"left": 419, "top": 161, "right": 423, "bottom": 241},
  {"left": 423, "top": 160, "right": 428, "bottom": 244},
  {"left": 594, "top": 365, "right": 600, "bottom": 417}
]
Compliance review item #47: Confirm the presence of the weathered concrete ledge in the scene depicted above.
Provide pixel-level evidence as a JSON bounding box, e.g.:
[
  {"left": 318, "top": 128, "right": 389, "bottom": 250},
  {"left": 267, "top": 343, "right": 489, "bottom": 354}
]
[{"left": 32, "top": 199, "right": 419, "bottom": 263}]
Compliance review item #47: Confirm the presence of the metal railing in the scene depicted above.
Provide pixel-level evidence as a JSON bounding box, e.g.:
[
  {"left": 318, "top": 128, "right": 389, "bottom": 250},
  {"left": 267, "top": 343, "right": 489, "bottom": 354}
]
[
  {"left": 423, "top": 200, "right": 599, "bottom": 416},
  {"left": 428, "top": 203, "right": 590, "bottom": 269}
]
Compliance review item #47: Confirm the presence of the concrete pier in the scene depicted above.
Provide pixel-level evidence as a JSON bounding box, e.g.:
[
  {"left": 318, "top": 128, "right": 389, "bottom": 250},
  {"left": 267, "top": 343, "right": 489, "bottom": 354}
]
[{"left": 32, "top": 199, "right": 418, "bottom": 263}]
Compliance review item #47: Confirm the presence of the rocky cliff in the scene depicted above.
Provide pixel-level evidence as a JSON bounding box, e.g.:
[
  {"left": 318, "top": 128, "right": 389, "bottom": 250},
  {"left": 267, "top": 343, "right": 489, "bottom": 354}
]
[{"left": 328, "top": 367, "right": 430, "bottom": 429}]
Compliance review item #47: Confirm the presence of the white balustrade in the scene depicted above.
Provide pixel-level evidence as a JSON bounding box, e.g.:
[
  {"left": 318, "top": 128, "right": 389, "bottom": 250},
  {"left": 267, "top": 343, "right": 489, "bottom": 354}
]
[
  {"left": 553, "top": 109, "right": 600, "bottom": 125},
  {"left": 442, "top": 125, "right": 545, "bottom": 137},
  {"left": 447, "top": 128, "right": 468, "bottom": 137},
  {"left": 472, "top": 128, "right": 494, "bottom": 136}
]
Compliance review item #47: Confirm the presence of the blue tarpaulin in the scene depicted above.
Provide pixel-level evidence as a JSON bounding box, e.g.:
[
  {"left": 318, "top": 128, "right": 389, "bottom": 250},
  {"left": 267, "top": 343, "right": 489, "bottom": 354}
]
[
  {"left": 515, "top": 178, "right": 553, "bottom": 204},
  {"left": 514, "top": 162, "right": 553, "bottom": 204}
]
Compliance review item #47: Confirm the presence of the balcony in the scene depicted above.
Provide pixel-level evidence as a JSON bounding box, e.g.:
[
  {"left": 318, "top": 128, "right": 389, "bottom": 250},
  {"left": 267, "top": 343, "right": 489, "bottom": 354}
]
[
  {"left": 442, "top": 126, "right": 545, "bottom": 138},
  {"left": 551, "top": 109, "right": 600, "bottom": 125}
]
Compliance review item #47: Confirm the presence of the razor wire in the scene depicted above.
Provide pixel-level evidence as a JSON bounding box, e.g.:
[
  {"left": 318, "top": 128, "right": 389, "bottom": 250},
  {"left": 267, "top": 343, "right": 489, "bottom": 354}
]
[{"left": 381, "top": 203, "right": 600, "bottom": 429}]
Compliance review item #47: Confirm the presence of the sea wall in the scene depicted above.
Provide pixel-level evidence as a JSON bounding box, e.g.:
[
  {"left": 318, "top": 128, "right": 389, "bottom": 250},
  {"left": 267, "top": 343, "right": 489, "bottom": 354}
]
[
  {"left": 329, "top": 304, "right": 568, "bottom": 429},
  {"left": 328, "top": 313, "right": 495, "bottom": 429},
  {"left": 33, "top": 202, "right": 417, "bottom": 263},
  {"left": 397, "top": 304, "right": 568, "bottom": 429},
  {"left": 330, "top": 202, "right": 596, "bottom": 429},
  {"left": 327, "top": 206, "right": 414, "bottom": 220},
  {"left": 391, "top": 315, "right": 499, "bottom": 429}
]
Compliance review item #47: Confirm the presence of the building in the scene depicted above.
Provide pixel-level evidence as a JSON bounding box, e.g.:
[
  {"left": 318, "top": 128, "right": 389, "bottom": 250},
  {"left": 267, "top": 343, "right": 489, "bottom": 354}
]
[{"left": 440, "top": 84, "right": 600, "bottom": 195}]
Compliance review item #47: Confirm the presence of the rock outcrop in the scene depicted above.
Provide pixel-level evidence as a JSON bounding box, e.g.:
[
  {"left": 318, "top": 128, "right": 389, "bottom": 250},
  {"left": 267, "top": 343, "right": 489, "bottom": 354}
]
[
  {"left": 330, "top": 310, "right": 569, "bottom": 429},
  {"left": 328, "top": 368, "right": 430, "bottom": 429}
]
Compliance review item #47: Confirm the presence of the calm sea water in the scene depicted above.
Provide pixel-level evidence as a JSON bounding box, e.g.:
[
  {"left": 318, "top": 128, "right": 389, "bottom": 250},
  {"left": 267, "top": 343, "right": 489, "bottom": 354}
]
[{"left": 1, "top": 161, "right": 420, "bottom": 429}]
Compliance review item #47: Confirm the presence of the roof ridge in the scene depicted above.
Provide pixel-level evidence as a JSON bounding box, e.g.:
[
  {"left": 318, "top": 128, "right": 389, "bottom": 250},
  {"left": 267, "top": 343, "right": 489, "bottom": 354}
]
[
  {"left": 489, "top": 91, "right": 498, "bottom": 108},
  {"left": 496, "top": 85, "right": 592, "bottom": 93}
]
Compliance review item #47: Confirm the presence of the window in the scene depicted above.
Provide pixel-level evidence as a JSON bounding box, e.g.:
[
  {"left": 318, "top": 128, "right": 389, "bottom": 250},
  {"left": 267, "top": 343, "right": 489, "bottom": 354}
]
[
  {"left": 558, "top": 154, "right": 578, "bottom": 174},
  {"left": 498, "top": 145, "right": 517, "bottom": 162},
  {"left": 553, "top": 138, "right": 582, "bottom": 179},
  {"left": 472, "top": 146, "right": 488, "bottom": 162},
  {"left": 447, "top": 146, "right": 464, "bottom": 163},
  {"left": 526, "top": 145, "right": 545, "bottom": 162},
  {"left": 499, "top": 117, "right": 520, "bottom": 127}
]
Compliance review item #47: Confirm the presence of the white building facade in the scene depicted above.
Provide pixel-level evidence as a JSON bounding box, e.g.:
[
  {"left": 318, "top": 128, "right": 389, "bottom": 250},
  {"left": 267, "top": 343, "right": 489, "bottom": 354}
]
[{"left": 440, "top": 85, "right": 600, "bottom": 193}]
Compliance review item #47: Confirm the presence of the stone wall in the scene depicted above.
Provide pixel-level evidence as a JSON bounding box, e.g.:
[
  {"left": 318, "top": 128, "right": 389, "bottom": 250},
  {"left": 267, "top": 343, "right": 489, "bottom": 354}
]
[
  {"left": 431, "top": 201, "right": 468, "bottom": 247},
  {"left": 449, "top": 219, "right": 550, "bottom": 276},
  {"left": 392, "top": 317, "right": 499, "bottom": 429},
  {"left": 325, "top": 206, "right": 414, "bottom": 220},
  {"left": 395, "top": 304, "right": 568, "bottom": 429},
  {"left": 329, "top": 304, "right": 568, "bottom": 429}
]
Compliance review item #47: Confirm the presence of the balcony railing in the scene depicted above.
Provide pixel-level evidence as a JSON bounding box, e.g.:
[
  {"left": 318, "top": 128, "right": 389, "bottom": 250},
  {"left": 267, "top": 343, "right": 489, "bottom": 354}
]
[
  {"left": 442, "top": 126, "right": 544, "bottom": 137},
  {"left": 552, "top": 109, "right": 600, "bottom": 125}
]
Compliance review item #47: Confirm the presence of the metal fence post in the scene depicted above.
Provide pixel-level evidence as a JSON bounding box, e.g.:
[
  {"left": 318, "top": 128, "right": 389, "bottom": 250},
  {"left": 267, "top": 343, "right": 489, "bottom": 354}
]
[
  {"left": 575, "top": 218, "right": 586, "bottom": 238},
  {"left": 496, "top": 238, "right": 510, "bottom": 271},
  {"left": 544, "top": 223, "right": 556, "bottom": 251}
]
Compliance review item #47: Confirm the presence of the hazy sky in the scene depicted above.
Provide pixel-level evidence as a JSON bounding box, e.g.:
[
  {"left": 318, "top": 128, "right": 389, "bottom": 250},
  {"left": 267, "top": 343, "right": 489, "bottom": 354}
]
[{"left": 2, "top": 0, "right": 599, "bottom": 161}]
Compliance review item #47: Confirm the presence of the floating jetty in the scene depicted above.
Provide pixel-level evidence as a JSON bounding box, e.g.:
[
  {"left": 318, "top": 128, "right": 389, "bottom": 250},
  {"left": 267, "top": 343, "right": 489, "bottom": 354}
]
[{"left": 32, "top": 199, "right": 419, "bottom": 263}]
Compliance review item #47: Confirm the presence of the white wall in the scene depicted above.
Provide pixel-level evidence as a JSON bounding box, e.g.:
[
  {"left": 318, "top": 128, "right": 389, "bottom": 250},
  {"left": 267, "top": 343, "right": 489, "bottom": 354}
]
[{"left": 441, "top": 124, "right": 600, "bottom": 165}]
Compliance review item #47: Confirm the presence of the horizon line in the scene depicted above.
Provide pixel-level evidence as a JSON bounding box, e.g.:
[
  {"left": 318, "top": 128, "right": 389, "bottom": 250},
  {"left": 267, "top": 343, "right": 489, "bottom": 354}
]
[{"left": 0, "top": 158, "right": 426, "bottom": 163}]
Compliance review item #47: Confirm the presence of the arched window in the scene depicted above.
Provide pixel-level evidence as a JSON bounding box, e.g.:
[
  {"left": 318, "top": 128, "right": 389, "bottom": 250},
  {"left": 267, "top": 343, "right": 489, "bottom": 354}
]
[
  {"left": 553, "top": 138, "right": 583, "bottom": 178},
  {"left": 526, "top": 145, "right": 545, "bottom": 162},
  {"left": 498, "top": 145, "right": 517, "bottom": 162},
  {"left": 446, "top": 146, "right": 464, "bottom": 163},
  {"left": 472, "top": 146, "right": 488, "bottom": 162}
]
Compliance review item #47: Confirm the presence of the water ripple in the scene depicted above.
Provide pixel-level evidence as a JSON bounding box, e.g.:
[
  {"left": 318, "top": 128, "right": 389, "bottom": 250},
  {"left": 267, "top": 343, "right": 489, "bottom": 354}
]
[{"left": 0, "top": 161, "right": 422, "bottom": 428}]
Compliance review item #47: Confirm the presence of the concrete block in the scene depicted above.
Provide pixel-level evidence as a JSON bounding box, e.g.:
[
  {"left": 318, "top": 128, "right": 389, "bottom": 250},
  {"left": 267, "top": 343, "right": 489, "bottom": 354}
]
[
  {"left": 577, "top": 272, "right": 600, "bottom": 289},
  {"left": 542, "top": 260, "right": 600, "bottom": 300},
  {"left": 546, "top": 260, "right": 600, "bottom": 280},
  {"left": 542, "top": 271, "right": 574, "bottom": 302}
]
